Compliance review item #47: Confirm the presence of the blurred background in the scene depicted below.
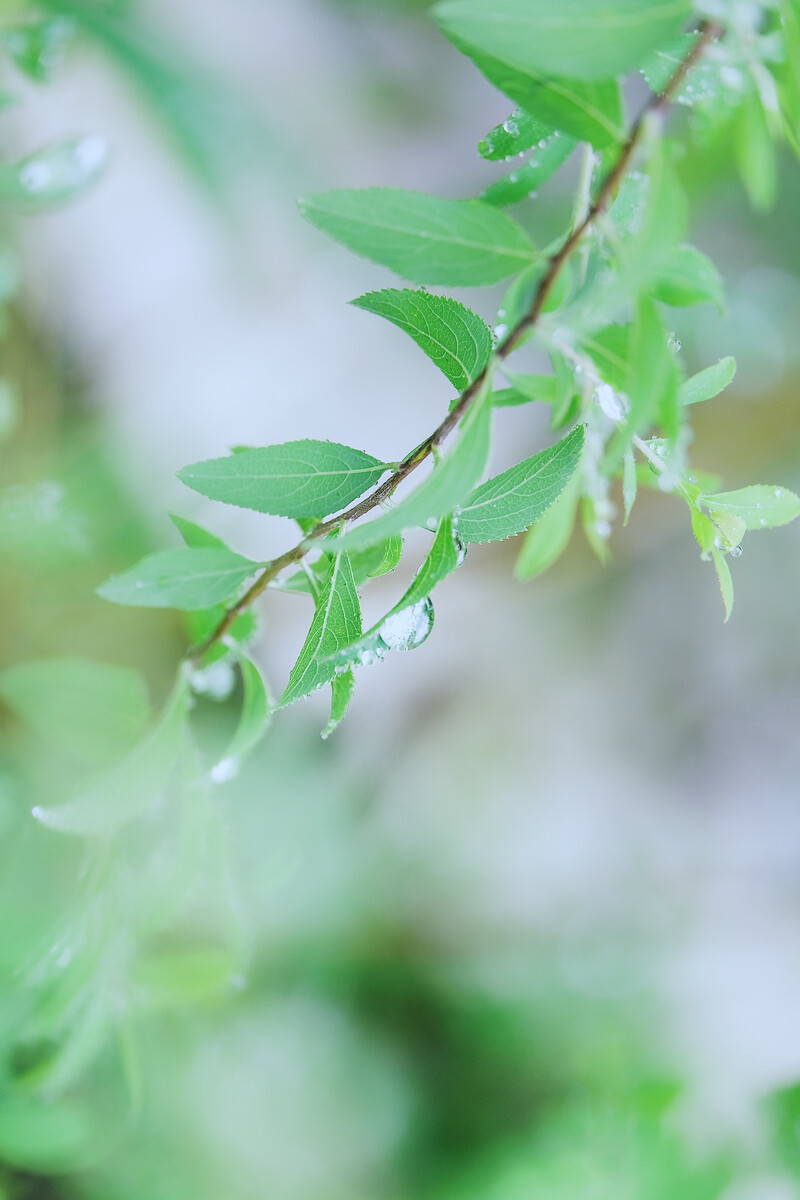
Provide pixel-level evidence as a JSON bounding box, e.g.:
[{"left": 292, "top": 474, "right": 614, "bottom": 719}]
[{"left": 1, "top": 0, "right": 800, "bottom": 1197}]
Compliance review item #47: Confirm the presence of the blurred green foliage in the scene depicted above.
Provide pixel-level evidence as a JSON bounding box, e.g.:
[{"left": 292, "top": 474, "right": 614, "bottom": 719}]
[{"left": 0, "top": 3, "right": 799, "bottom": 1199}]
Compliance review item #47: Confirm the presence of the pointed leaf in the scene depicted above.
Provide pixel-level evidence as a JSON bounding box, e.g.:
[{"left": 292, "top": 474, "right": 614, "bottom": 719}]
[
  {"left": 97, "top": 547, "right": 260, "bottom": 610},
  {"left": 701, "top": 485, "right": 800, "bottom": 531},
  {"left": 0, "top": 657, "right": 151, "bottom": 768},
  {"left": 711, "top": 547, "right": 734, "bottom": 622},
  {"left": 679, "top": 357, "right": 736, "bottom": 406},
  {"left": 332, "top": 378, "right": 493, "bottom": 553},
  {"left": 514, "top": 474, "right": 580, "bottom": 578},
  {"left": 169, "top": 513, "right": 228, "bottom": 550},
  {"left": 351, "top": 289, "right": 493, "bottom": 391},
  {"left": 481, "top": 132, "right": 575, "bottom": 206},
  {"left": 0, "top": 137, "right": 108, "bottom": 210},
  {"left": 178, "top": 440, "right": 389, "bottom": 519},
  {"left": 622, "top": 447, "right": 638, "bottom": 524},
  {"left": 1, "top": 16, "right": 76, "bottom": 82},
  {"left": 649, "top": 244, "right": 725, "bottom": 309},
  {"left": 298, "top": 188, "right": 535, "bottom": 286},
  {"left": 324, "top": 520, "right": 463, "bottom": 671},
  {"left": 211, "top": 652, "right": 271, "bottom": 779},
  {"left": 456, "top": 424, "right": 583, "bottom": 544},
  {"left": 280, "top": 553, "right": 362, "bottom": 707},
  {"left": 435, "top": 35, "right": 625, "bottom": 147},
  {"left": 322, "top": 669, "right": 356, "bottom": 739},
  {"left": 434, "top": 0, "right": 691, "bottom": 83},
  {"left": 479, "top": 107, "right": 557, "bottom": 161},
  {"left": 33, "top": 671, "right": 190, "bottom": 836}
]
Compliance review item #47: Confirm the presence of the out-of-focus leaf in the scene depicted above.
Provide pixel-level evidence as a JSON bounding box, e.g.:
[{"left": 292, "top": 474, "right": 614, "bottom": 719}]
[
  {"left": 679, "top": 357, "right": 736, "bottom": 406},
  {"left": 32, "top": 670, "right": 190, "bottom": 836},
  {"left": 97, "top": 548, "right": 260, "bottom": 610},
  {"left": 702, "top": 485, "right": 800, "bottom": 530},
  {"left": 169, "top": 513, "right": 229, "bottom": 551},
  {"left": 434, "top": 35, "right": 625, "bottom": 146},
  {"left": 0, "top": 1096, "right": 95, "bottom": 1174},
  {"left": 1, "top": 16, "right": 76, "bottom": 82},
  {"left": 0, "top": 658, "right": 151, "bottom": 768},
  {"left": 434, "top": 0, "right": 691, "bottom": 82},
  {"left": 0, "top": 138, "right": 108, "bottom": 210}
]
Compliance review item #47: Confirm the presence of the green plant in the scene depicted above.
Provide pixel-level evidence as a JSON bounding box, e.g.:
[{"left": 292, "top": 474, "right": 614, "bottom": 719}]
[{"left": 0, "top": 2, "right": 800, "bottom": 1189}]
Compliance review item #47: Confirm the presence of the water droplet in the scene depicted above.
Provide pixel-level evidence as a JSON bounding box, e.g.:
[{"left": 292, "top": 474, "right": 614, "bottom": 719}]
[
  {"left": 211, "top": 757, "right": 238, "bottom": 783},
  {"left": 189, "top": 659, "right": 236, "bottom": 701},
  {"left": 508, "top": 172, "right": 518, "bottom": 183},
  {"left": 494, "top": 323, "right": 508, "bottom": 340},
  {"left": 502, "top": 118, "right": 519, "bottom": 135},
  {"left": 668, "top": 333, "right": 682, "bottom": 352},
  {"left": 20, "top": 162, "right": 52, "bottom": 192},
  {"left": 729, "top": 545, "right": 743, "bottom": 558},
  {"left": 760, "top": 518, "right": 767, "bottom": 526},
  {"left": 594, "top": 382, "right": 625, "bottom": 422},
  {"left": 378, "top": 598, "right": 434, "bottom": 652}
]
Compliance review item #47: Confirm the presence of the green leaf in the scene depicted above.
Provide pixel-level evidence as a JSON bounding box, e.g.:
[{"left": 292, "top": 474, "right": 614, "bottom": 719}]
[
  {"left": 500, "top": 257, "right": 574, "bottom": 328},
  {"left": 349, "top": 534, "right": 403, "bottom": 581},
  {"left": 679, "top": 357, "right": 736, "bottom": 406},
  {"left": 479, "top": 107, "right": 556, "bottom": 160},
  {"left": 33, "top": 670, "right": 190, "bottom": 836},
  {"left": 351, "top": 289, "right": 493, "bottom": 391},
  {"left": 178, "top": 440, "right": 389, "bottom": 519},
  {"left": 442, "top": 38, "right": 625, "bottom": 146},
  {"left": 701, "top": 485, "right": 800, "bottom": 531},
  {"left": 711, "top": 546, "right": 734, "bottom": 622},
  {"left": 332, "top": 376, "right": 493, "bottom": 553},
  {"left": 133, "top": 945, "right": 236, "bottom": 1006},
  {"left": 434, "top": 0, "right": 690, "bottom": 82},
  {"left": 497, "top": 372, "right": 558, "bottom": 406},
  {"left": 1, "top": 16, "right": 76, "bottom": 82},
  {"left": 623, "top": 447, "right": 637, "bottom": 524},
  {"left": 276, "top": 534, "right": 403, "bottom": 596},
  {"left": 481, "top": 133, "right": 575, "bottom": 206},
  {"left": 280, "top": 552, "right": 362, "bottom": 707},
  {"left": 326, "top": 517, "right": 463, "bottom": 670},
  {"left": 298, "top": 188, "right": 536, "bottom": 286},
  {"left": 169, "top": 512, "right": 228, "bottom": 550},
  {"left": 0, "top": 137, "right": 108, "bottom": 210},
  {"left": 322, "top": 668, "right": 356, "bottom": 739},
  {"left": 734, "top": 80, "right": 777, "bottom": 212},
  {"left": 0, "top": 658, "right": 151, "bottom": 768},
  {"left": 649, "top": 244, "right": 725, "bottom": 309},
  {"left": 603, "top": 298, "right": 679, "bottom": 468},
  {"left": 383, "top": 515, "right": 464, "bottom": 615},
  {"left": 515, "top": 474, "right": 580, "bottom": 578},
  {"left": 0, "top": 1096, "right": 94, "bottom": 1174},
  {"left": 211, "top": 652, "right": 271, "bottom": 778},
  {"left": 97, "top": 547, "right": 260, "bottom": 610},
  {"left": 456, "top": 425, "right": 584, "bottom": 543}
]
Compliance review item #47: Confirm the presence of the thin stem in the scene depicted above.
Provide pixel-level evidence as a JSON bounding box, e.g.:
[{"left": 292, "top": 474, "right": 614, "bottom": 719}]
[{"left": 188, "top": 22, "right": 721, "bottom": 661}]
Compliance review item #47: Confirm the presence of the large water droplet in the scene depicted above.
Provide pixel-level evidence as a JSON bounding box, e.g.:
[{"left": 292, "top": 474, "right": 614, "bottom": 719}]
[
  {"left": 378, "top": 598, "right": 434, "bottom": 652},
  {"left": 211, "top": 757, "right": 239, "bottom": 783}
]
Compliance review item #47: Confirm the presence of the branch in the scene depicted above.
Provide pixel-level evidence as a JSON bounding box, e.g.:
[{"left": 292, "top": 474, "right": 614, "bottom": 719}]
[{"left": 188, "top": 22, "right": 721, "bottom": 661}]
